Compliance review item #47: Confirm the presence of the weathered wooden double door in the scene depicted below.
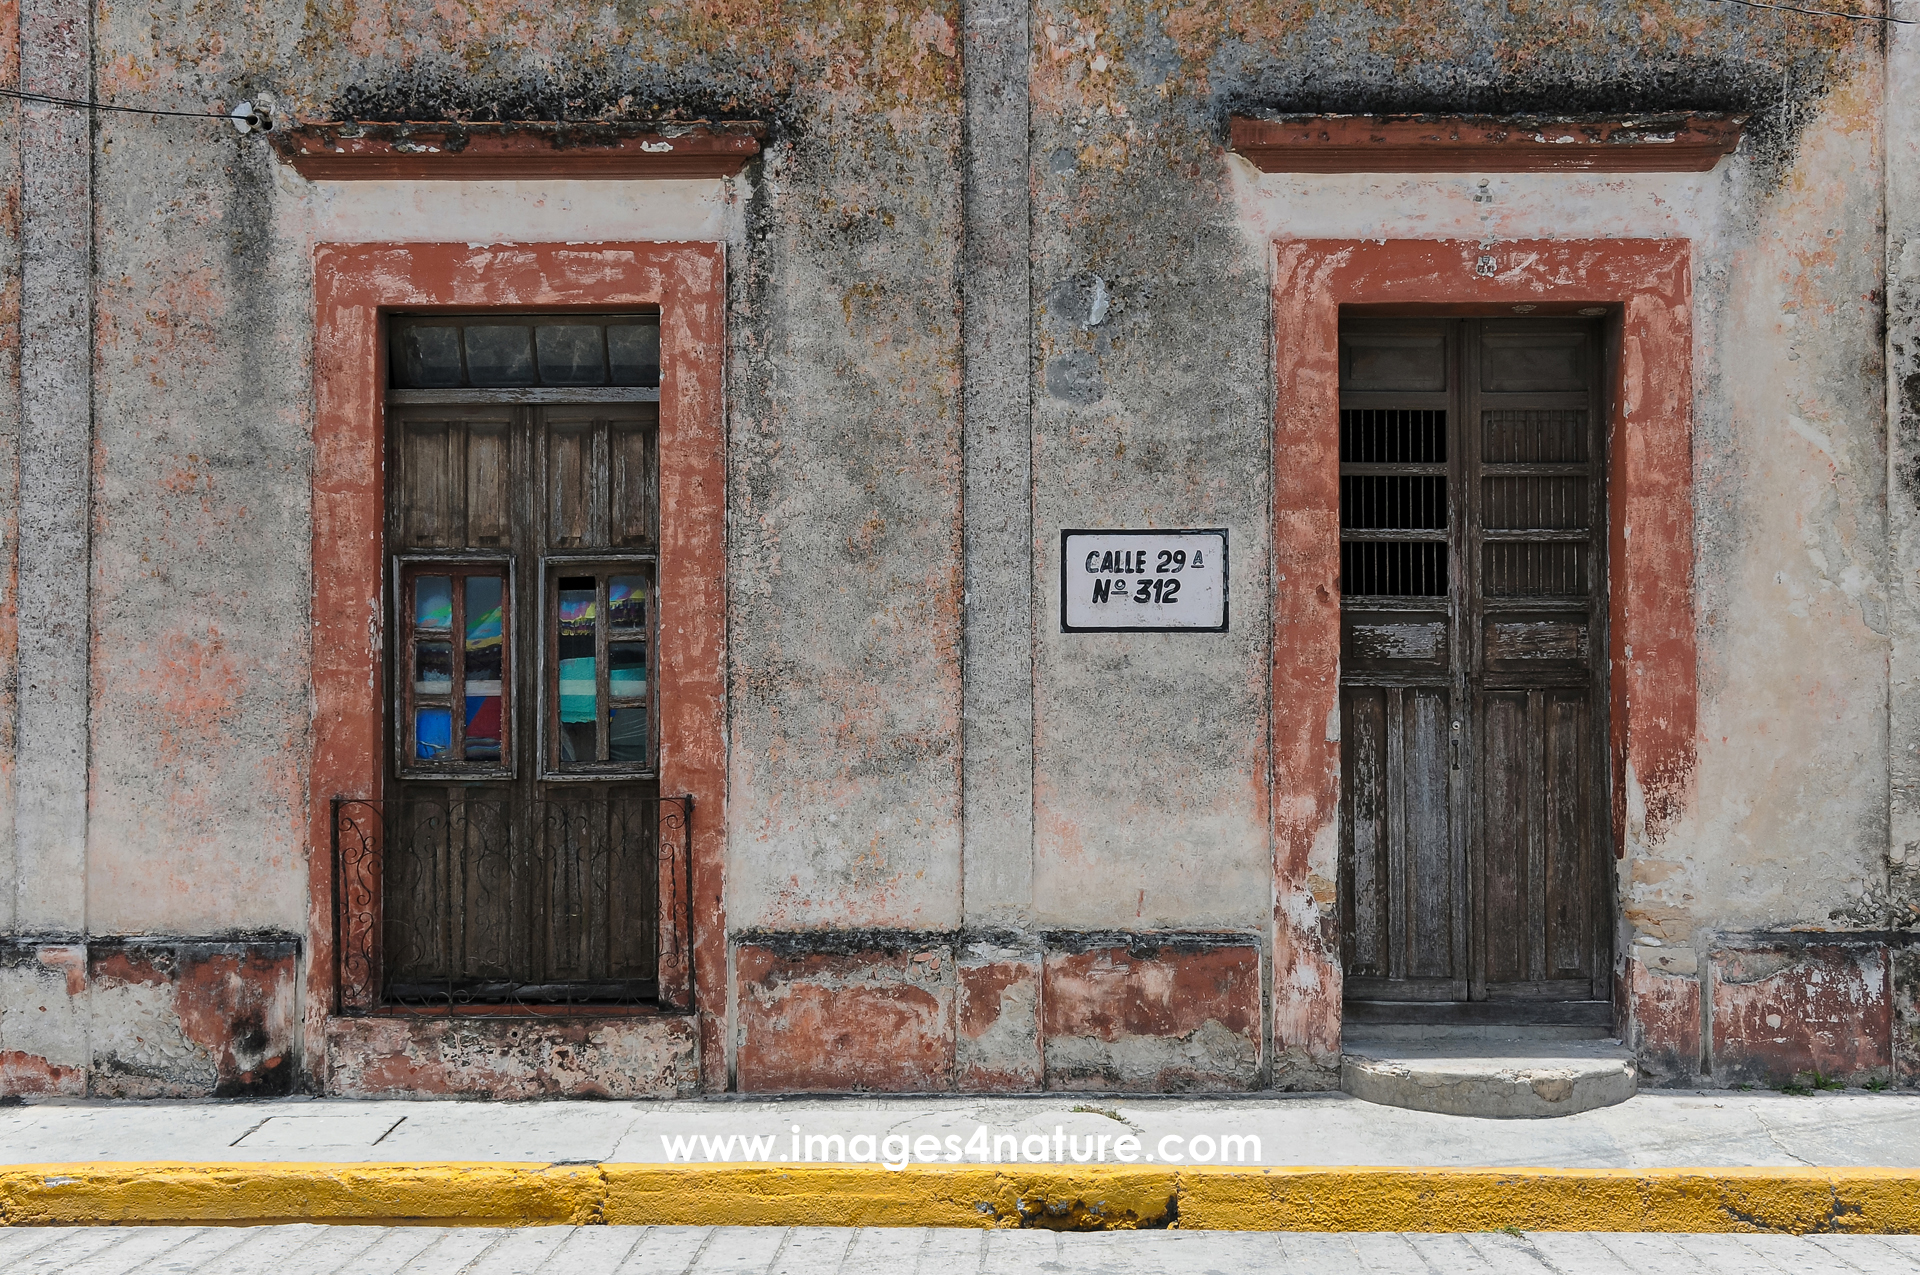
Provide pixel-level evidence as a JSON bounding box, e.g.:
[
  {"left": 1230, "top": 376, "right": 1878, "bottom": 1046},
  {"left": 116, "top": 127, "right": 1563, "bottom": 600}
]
[{"left": 1338, "top": 318, "right": 1611, "bottom": 1024}]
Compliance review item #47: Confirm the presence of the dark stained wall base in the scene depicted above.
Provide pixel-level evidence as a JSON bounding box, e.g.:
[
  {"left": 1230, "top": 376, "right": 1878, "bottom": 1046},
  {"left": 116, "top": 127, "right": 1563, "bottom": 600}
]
[
  {"left": 1627, "top": 954, "right": 1703, "bottom": 1088},
  {"left": 10, "top": 930, "right": 1906, "bottom": 1098},
  {"left": 0, "top": 937, "right": 299, "bottom": 1098},
  {"left": 1042, "top": 938, "right": 1263, "bottom": 1093},
  {"left": 1711, "top": 941, "right": 1892, "bottom": 1087},
  {"left": 734, "top": 938, "right": 957, "bottom": 1093},
  {"left": 1630, "top": 933, "right": 1918, "bottom": 1089},
  {"left": 956, "top": 936, "right": 1043, "bottom": 1092},
  {"left": 725, "top": 929, "right": 1910, "bottom": 1095},
  {"left": 324, "top": 1014, "right": 698, "bottom": 1099},
  {"left": 731, "top": 930, "right": 1264, "bottom": 1094}
]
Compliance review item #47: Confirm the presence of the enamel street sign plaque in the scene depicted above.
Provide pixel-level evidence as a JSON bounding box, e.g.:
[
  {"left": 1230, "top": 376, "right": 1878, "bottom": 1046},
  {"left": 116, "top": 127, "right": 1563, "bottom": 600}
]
[{"left": 1061, "top": 529, "right": 1228, "bottom": 632}]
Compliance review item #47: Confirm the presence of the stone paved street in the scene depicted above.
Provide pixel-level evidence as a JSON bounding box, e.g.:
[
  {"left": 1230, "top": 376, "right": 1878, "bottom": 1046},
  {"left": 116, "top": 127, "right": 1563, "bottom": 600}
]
[{"left": 3, "top": 1226, "right": 1920, "bottom": 1274}]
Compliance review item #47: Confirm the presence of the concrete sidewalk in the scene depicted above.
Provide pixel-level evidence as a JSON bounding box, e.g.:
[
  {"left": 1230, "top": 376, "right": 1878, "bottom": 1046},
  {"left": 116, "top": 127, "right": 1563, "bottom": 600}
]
[{"left": 5, "top": 1090, "right": 1919, "bottom": 1167}]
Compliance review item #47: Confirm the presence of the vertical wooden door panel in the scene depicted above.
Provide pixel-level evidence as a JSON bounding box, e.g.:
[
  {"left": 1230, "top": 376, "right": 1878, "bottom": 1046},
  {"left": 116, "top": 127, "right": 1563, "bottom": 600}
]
[
  {"left": 400, "top": 420, "right": 457, "bottom": 547},
  {"left": 611, "top": 414, "right": 657, "bottom": 548},
  {"left": 1544, "top": 691, "right": 1594, "bottom": 980},
  {"left": 1341, "top": 687, "right": 1390, "bottom": 979},
  {"left": 610, "top": 790, "right": 659, "bottom": 978},
  {"left": 466, "top": 425, "right": 511, "bottom": 547},
  {"left": 547, "top": 422, "right": 596, "bottom": 548},
  {"left": 1404, "top": 690, "right": 1454, "bottom": 980},
  {"left": 1478, "top": 692, "right": 1530, "bottom": 987},
  {"left": 459, "top": 797, "right": 515, "bottom": 982}
]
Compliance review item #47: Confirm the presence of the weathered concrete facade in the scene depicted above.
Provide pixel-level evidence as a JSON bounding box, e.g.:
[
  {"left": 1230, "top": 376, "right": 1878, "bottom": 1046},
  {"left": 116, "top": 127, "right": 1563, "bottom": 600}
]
[{"left": 2, "top": 0, "right": 1917, "bottom": 1098}]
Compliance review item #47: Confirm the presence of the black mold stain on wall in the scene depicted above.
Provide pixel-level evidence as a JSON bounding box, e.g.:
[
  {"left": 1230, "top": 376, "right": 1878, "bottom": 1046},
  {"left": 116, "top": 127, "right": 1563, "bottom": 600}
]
[
  {"left": 1100, "top": 0, "right": 1873, "bottom": 167},
  {"left": 330, "top": 72, "right": 785, "bottom": 131}
]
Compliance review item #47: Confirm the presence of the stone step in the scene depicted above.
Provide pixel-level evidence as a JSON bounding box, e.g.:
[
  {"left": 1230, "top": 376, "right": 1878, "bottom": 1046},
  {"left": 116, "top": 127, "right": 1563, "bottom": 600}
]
[{"left": 1341, "top": 1027, "right": 1637, "bottom": 1119}]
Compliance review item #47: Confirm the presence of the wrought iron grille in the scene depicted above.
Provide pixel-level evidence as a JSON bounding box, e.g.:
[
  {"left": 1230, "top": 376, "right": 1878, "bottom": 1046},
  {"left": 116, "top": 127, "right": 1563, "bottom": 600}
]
[{"left": 332, "top": 793, "right": 692, "bottom": 1014}]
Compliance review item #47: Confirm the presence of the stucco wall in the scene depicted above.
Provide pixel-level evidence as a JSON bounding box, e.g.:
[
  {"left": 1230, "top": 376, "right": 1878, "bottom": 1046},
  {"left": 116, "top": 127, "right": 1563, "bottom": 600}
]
[{"left": 2, "top": 0, "right": 1909, "bottom": 1093}]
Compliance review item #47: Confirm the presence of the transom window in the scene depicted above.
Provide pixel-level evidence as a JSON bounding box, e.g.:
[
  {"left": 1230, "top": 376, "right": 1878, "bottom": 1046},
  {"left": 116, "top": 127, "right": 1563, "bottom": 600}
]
[{"left": 390, "top": 314, "right": 661, "bottom": 390}]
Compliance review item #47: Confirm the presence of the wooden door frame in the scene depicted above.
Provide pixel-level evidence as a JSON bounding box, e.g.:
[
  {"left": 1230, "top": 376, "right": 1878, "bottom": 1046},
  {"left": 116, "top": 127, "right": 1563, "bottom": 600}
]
[
  {"left": 309, "top": 242, "right": 728, "bottom": 1090},
  {"left": 1270, "top": 240, "right": 1698, "bottom": 1070}
]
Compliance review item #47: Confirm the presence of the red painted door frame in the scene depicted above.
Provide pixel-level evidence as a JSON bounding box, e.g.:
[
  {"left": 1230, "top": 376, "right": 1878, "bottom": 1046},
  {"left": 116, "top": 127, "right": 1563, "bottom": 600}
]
[
  {"left": 308, "top": 242, "right": 728, "bottom": 1089},
  {"left": 1270, "top": 239, "right": 1698, "bottom": 1069}
]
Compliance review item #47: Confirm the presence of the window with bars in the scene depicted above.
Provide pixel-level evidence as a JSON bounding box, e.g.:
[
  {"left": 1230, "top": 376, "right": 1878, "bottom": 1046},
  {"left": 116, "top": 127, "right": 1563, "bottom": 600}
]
[{"left": 1340, "top": 407, "right": 1450, "bottom": 597}]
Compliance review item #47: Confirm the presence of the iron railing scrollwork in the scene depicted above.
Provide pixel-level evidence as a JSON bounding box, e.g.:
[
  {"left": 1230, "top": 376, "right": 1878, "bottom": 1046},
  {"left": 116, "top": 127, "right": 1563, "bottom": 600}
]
[{"left": 331, "top": 793, "right": 693, "bottom": 1015}]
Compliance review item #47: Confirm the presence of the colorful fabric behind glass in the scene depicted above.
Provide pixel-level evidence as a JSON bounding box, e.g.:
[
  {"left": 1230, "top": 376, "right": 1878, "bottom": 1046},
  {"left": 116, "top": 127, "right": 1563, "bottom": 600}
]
[
  {"left": 609, "top": 708, "right": 646, "bottom": 763},
  {"left": 465, "top": 577, "right": 504, "bottom": 685},
  {"left": 412, "top": 576, "right": 455, "bottom": 760},
  {"left": 415, "top": 707, "right": 452, "bottom": 760},
  {"left": 465, "top": 574, "right": 505, "bottom": 760},
  {"left": 416, "top": 576, "right": 453, "bottom": 629},
  {"left": 557, "top": 578, "right": 598, "bottom": 762},
  {"left": 607, "top": 574, "right": 648, "bottom": 763},
  {"left": 414, "top": 642, "right": 452, "bottom": 694}
]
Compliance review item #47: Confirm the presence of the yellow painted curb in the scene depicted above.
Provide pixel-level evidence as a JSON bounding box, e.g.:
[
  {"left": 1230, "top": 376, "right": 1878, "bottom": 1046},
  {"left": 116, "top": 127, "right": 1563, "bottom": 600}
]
[
  {"left": 601, "top": 1165, "right": 1178, "bottom": 1229},
  {"left": 2, "top": 1163, "right": 1917, "bottom": 1233},
  {"left": 1174, "top": 1166, "right": 1920, "bottom": 1234},
  {"left": 0, "top": 1163, "right": 603, "bottom": 1228}
]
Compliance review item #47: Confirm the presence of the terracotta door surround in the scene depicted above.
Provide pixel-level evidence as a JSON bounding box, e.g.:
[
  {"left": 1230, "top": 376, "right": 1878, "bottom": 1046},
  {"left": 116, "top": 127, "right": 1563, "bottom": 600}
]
[
  {"left": 1270, "top": 239, "right": 1698, "bottom": 1071},
  {"left": 309, "top": 243, "right": 728, "bottom": 1089}
]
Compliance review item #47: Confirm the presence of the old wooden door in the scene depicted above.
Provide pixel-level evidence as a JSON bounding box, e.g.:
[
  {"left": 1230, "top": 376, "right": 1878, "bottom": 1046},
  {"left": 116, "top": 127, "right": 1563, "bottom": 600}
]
[
  {"left": 380, "top": 313, "right": 664, "bottom": 1007},
  {"left": 1338, "top": 317, "right": 1611, "bottom": 1026}
]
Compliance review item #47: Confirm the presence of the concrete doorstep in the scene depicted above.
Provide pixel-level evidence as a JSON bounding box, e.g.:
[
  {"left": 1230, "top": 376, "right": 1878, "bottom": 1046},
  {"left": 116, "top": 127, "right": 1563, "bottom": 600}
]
[
  {"left": 1340, "top": 1028, "right": 1638, "bottom": 1118},
  {"left": 3, "top": 1091, "right": 1919, "bottom": 1232}
]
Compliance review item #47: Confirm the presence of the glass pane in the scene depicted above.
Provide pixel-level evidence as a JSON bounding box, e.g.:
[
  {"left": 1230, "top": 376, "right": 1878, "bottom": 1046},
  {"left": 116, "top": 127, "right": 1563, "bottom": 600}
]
[
  {"left": 609, "top": 706, "right": 647, "bottom": 764},
  {"left": 607, "top": 323, "right": 661, "bottom": 387},
  {"left": 557, "top": 576, "right": 599, "bottom": 767},
  {"left": 610, "top": 641, "right": 647, "bottom": 699},
  {"left": 465, "top": 696, "right": 502, "bottom": 761},
  {"left": 558, "top": 578, "right": 597, "bottom": 652},
  {"left": 390, "top": 324, "right": 462, "bottom": 388},
  {"left": 414, "top": 642, "right": 453, "bottom": 694},
  {"left": 465, "top": 576, "right": 504, "bottom": 687},
  {"left": 558, "top": 656, "right": 597, "bottom": 723},
  {"left": 557, "top": 576, "right": 599, "bottom": 764},
  {"left": 536, "top": 325, "right": 607, "bottom": 385},
  {"left": 464, "top": 325, "right": 536, "bottom": 386},
  {"left": 415, "top": 708, "right": 452, "bottom": 760},
  {"left": 559, "top": 720, "right": 598, "bottom": 763},
  {"left": 415, "top": 576, "right": 453, "bottom": 629},
  {"left": 609, "top": 575, "right": 647, "bottom": 630}
]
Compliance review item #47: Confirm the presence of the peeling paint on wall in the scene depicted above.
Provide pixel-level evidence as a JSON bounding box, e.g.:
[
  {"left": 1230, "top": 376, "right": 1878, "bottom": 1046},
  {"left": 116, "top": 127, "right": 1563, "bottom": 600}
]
[
  {"left": 0, "top": 0, "right": 1911, "bottom": 1096},
  {"left": 0, "top": 938, "right": 298, "bottom": 1098}
]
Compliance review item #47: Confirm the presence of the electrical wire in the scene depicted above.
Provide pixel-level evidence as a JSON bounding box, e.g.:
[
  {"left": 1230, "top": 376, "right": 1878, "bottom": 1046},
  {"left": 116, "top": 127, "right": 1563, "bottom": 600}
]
[
  {"left": 1708, "top": 0, "right": 1912, "bottom": 21},
  {"left": 0, "top": 86, "right": 265, "bottom": 126}
]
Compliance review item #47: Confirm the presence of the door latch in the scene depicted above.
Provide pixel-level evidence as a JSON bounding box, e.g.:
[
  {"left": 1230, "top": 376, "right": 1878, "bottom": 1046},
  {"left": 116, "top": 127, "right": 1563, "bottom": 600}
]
[{"left": 1450, "top": 719, "right": 1462, "bottom": 771}]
